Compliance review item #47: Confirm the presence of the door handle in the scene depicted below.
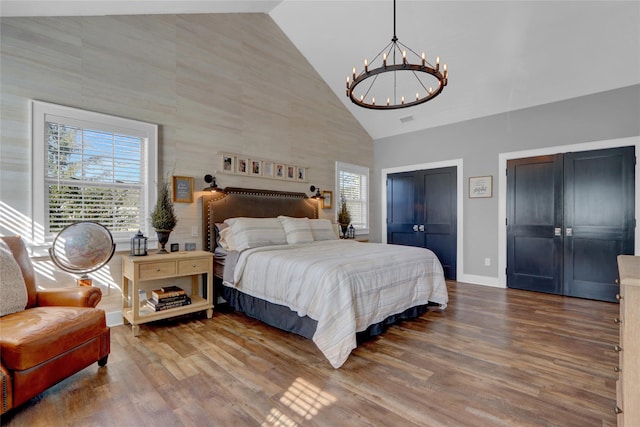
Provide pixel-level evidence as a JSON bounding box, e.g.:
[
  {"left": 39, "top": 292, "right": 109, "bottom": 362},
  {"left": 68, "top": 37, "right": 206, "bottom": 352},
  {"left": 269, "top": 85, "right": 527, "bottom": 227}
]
[
  {"left": 413, "top": 225, "right": 419, "bottom": 232},
  {"left": 554, "top": 227, "right": 562, "bottom": 237},
  {"left": 419, "top": 225, "right": 425, "bottom": 232},
  {"left": 566, "top": 228, "right": 573, "bottom": 237}
]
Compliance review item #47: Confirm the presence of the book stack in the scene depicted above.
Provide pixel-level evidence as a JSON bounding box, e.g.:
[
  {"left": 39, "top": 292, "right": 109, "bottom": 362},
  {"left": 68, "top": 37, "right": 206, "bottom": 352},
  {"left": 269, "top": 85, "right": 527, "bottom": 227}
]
[{"left": 147, "top": 285, "right": 191, "bottom": 311}]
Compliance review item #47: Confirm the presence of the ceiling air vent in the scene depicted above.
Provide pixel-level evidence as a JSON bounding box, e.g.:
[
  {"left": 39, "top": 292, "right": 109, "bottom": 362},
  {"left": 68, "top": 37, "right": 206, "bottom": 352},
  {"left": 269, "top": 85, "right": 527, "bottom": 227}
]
[{"left": 400, "top": 115, "right": 414, "bottom": 123}]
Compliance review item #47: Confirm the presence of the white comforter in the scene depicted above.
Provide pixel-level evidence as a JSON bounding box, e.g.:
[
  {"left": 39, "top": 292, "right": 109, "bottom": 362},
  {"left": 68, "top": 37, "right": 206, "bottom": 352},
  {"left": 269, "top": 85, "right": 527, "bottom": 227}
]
[{"left": 231, "top": 240, "right": 448, "bottom": 368}]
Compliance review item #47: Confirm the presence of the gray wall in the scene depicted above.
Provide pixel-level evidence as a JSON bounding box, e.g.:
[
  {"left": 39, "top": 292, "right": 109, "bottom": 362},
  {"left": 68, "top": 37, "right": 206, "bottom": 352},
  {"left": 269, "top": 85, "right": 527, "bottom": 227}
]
[{"left": 373, "top": 84, "right": 640, "bottom": 281}]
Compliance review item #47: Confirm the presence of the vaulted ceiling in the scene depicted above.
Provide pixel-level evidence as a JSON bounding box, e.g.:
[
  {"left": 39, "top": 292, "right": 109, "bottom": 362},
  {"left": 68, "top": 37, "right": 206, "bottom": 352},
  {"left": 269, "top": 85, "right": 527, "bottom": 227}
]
[{"left": 2, "top": 1, "right": 639, "bottom": 140}]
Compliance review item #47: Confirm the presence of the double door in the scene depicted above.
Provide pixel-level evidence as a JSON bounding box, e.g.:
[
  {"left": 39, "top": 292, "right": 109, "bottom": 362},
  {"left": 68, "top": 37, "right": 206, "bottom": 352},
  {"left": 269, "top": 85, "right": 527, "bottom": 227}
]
[
  {"left": 506, "top": 147, "right": 635, "bottom": 302},
  {"left": 387, "top": 166, "right": 457, "bottom": 279}
]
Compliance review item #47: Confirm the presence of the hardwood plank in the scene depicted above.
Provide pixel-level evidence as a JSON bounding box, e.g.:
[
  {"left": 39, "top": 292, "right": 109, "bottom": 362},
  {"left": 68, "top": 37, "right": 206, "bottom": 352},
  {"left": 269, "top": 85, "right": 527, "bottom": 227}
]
[{"left": 2, "top": 282, "right": 619, "bottom": 426}]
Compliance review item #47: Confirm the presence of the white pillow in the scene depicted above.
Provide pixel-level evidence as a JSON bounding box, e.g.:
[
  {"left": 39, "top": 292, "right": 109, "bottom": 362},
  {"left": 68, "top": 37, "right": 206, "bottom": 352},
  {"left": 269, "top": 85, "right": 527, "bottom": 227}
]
[
  {"left": 0, "top": 240, "right": 28, "bottom": 317},
  {"left": 218, "top": 227, "right": 237, "bottom": 251},
  {"left": 278, "top": 216, "right": 314, "bottom": 244},
  {"left": 224, "top": 217, "right": 287, "bottom": 250},
  {"left": 310, "top": 219, "right": 339, "bottom": 241}
]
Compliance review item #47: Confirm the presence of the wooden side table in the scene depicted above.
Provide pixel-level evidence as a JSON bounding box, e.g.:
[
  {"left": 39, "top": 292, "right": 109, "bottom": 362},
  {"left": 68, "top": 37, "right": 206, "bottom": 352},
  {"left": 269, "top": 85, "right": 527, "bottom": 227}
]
[{"left": 122, "top": 250, "right": 214, "bottom": 336}]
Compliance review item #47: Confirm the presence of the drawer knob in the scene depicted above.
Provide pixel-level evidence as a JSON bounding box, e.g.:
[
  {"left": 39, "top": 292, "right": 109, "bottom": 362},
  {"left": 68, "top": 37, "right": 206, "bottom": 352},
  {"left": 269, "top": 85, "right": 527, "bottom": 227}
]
[
  {"left": 614, "top": 366, "right": 621, "bottom": 373},
  {"left": 192, "top": 264, "right": 197, "bottom": 267},
  {"left": 614, "top": 317, "right": 622, "bottom": 324},
  {"left": 614, "top": 344, "right": 623, "bottom": 353},
  {"left": 616, "top": 293, "right": 622, "bottom": 301},
  {"left": 615, "top": 278, "right": 620, "bottom": 285},
  {"left": 615, "top": 406, "right": 623, "bottom": 414}
]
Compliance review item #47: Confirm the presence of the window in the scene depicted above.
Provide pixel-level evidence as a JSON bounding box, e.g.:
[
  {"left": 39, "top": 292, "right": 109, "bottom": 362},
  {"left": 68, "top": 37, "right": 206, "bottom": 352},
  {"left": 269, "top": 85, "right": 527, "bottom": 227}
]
[
  {"left": 336, "top": 161, "right": 369, "bottom": 234},
  {"left": 32, "top": 101, "right": 157, "bottom": 247}
]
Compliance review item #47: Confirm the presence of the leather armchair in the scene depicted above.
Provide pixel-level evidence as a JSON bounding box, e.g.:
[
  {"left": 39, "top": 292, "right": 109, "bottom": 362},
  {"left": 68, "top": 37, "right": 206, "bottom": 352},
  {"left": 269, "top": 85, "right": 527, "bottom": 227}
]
[{"left": 0, "top": 236, "right": 110, "bottom": 414}]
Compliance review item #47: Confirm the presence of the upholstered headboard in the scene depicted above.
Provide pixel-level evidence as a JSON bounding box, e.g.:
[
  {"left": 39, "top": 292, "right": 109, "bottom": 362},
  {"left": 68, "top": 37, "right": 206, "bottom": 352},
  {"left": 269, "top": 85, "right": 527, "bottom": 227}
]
[{"left": 202, "top": 187, "right": 318, "bottom": 252}]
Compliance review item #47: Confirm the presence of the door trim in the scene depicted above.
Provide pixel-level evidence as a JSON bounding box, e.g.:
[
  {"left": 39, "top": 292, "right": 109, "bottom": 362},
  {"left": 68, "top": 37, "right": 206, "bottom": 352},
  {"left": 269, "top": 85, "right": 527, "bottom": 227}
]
[
  {"left": 498, "top": 136, "right": 640, "bottom": 288},
  {"left": 381, "top": 158, "right": 464, "bottom": 281}
]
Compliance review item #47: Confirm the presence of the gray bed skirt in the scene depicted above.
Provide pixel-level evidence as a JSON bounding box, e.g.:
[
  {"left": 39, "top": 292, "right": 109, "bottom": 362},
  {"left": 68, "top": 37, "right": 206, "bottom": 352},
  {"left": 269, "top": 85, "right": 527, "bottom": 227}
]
[{"left": 219, "top": 284, "right": 432, "bottom": 343}]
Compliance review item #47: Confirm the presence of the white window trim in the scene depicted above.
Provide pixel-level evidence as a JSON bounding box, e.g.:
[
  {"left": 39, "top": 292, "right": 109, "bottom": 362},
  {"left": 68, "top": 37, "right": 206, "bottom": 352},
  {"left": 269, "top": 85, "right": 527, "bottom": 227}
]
[
  {"left": 31, "top": 100, "right": 158, "bottom": 254},
  {"left": 335, "top": 160, "right": 370, "bottom": 235}
]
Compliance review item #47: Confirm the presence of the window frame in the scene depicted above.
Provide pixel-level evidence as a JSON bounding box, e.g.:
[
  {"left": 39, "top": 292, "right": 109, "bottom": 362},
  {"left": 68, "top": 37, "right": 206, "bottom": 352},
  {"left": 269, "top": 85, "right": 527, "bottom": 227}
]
[
  {"left": 31, "top": 100, "right": 158, "bottom": 252},
  {"left": 335, "top": 161, "right": 369, "bottom": 235}
]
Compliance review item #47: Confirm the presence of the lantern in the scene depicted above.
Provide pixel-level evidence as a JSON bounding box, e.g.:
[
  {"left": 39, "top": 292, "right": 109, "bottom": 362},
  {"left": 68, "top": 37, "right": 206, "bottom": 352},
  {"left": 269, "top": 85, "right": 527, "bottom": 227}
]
[
  {"left": 347, "top": 224, "right": 356, "bottom": 239},
  {"left": 130, "top": 230, "right": 148, "bottom": 256}
]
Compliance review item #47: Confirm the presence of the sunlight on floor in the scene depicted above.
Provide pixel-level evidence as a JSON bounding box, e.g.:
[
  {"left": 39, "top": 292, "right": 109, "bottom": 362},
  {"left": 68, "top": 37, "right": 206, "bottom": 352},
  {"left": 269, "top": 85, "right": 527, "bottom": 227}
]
[{"left": 262, "top": 377, "right": 337, "bottom": 426}]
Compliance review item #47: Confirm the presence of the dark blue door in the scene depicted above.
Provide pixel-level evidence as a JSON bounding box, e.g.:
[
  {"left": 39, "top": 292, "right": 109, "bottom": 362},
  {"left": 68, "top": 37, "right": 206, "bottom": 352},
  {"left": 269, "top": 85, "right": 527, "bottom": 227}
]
[
  {"left": 387, "top": 167, "right": 457, "bottom": 279},
  {"left": 507, "top": 147, "right": 635, "bottom": 302}
]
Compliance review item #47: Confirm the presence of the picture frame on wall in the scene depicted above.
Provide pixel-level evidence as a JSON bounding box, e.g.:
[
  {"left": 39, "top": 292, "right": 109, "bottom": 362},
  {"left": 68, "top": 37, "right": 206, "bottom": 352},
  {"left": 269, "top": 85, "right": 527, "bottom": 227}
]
[
  {"left": 286, "top": 165, "right": 296, "bottom": 180},
  {"left": 275, "top": 164, "right": 285, "bottom": 179},
  {"left": 172, "top": 175, "right": 194, "bottom": 203},
  {"left": 237, "top": 158, "right": 249, "bottom": 174},
  {"left": 222, "top": 154, "right": 235, "bottom": 173},
  {"left": 251, "top": 160, "right": 262, "bottom": 176},
  {"left": 469, "top": 175, "right": 493, "bottom": 198},
  {"left": 321, "top": 190, "right": 333, "bottom": 209},
  {"left": 263, "top": 161, "right": 274, "bottom": 178},
  {"left": 297, "top": 167, "right": 306, "bottom": 181}
]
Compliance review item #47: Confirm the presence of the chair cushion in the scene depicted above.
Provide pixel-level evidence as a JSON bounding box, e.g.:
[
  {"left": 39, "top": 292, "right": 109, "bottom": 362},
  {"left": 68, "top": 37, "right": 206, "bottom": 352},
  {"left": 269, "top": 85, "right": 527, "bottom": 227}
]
[
  {"left": 0, "top": 306, "right": 107, "bottom": 371},
  {"left": 0, "top": 239, "right": 28, "bottom": 316}
]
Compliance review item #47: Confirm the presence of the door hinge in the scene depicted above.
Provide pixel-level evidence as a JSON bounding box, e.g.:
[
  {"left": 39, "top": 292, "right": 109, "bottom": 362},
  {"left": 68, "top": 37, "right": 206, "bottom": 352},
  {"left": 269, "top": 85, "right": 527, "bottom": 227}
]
[{"left": 505, "top": 218, "right": 508, "bottom": 226}]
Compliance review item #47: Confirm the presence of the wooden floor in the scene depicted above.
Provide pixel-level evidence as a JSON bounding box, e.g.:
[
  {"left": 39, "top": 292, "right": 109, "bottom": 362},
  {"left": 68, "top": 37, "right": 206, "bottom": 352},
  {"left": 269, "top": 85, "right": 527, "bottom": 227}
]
[{"left": 2, "top": 282, "right": 620, "bottom": 427}]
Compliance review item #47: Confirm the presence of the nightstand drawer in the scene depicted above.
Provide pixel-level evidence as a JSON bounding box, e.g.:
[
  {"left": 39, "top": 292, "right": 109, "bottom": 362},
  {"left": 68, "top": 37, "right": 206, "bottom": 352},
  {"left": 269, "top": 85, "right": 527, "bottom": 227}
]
[
  {"left": 139, "top": 261, "right": 176, "bottom": 279},
  {"left": 178, "top": 258, "right": 210, "bottom": 275}
]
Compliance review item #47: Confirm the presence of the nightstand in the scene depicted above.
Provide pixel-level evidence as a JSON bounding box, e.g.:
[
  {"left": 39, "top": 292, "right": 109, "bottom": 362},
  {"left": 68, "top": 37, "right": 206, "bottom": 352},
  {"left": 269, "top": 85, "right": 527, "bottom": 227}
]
[{"left": 121, "top": 250, "right": 214, "bottom": 336}]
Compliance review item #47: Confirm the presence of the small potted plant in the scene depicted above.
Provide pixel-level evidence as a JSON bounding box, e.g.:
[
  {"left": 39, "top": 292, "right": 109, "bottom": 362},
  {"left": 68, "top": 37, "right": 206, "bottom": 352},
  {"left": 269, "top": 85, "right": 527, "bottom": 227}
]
[
  {"left": 337, "top": 195, "right": 351, "bottom": 238},
  {"left": 150, "top": 179, "right": 178, "bottom": 253}
]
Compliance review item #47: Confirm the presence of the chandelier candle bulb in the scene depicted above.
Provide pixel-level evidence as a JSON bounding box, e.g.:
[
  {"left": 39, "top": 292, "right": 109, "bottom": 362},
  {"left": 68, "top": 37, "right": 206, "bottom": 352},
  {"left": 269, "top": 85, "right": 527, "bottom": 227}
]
[
  {"left": 401, "top": 96, "right": 405, "bottom": 104},
  {"left": 372, "top": 98, "right": 375, "bottom": 105},
  {"left": 346, "top": 76, "right": 350, "bottom": 89},
  {"left": 386, "top": 98, "right": 390, "bottom": 106},
  {"left": 402, "top": 50, "right": 407, "bottom": 64},
  {"left": 352, "top": 67, "right": 356, "bottom": 80},
  {"left": 421, "top": 52, "right": 426, "bottom": 66},
  {"left": 416, "top": 92, "right": 419, "bottom": 101},
  {"left": 436, "top": 56, "right": 440, "bottom": 70},
  {"left": 383, "top": 52, "right": 387, "bottom": 67}
]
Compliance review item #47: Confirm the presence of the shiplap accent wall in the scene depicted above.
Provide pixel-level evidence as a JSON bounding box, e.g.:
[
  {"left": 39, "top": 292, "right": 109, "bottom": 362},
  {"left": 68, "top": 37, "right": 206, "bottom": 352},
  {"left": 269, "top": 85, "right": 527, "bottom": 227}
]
[{"left": 0, "top": 14, "right": 372, "bottom": 290}]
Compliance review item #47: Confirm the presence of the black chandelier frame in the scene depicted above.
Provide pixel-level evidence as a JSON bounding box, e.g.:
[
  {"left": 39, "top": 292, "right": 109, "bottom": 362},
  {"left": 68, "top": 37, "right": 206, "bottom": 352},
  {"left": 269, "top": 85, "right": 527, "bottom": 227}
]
[{"left": 346, "top": 0, "right": 448, "bottom": 110}]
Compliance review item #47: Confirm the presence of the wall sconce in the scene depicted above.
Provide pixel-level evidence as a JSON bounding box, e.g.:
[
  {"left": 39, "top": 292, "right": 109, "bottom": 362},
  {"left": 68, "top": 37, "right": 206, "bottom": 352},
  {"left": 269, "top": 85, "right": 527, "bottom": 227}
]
[
  {"left": 309, "top": 185, "right": 322, "bottom": 199},
  {"left": 203, "top": 174, "right": 222, "bottom": 193}
]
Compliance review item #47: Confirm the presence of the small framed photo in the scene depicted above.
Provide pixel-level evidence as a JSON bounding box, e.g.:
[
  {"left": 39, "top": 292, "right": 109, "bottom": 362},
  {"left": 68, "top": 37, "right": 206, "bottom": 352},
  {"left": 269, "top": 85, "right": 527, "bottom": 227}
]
[
  {"left": 263, "top": 161, "right": 274, "bottom": 178},
  {"left": 275, "top": 164, "right": 285, "bottom": 179},
  {"left": 237, "top": 158, "right": 249, "bottom": 174},
  {"left": 469, "top": 175, "right": 493, "bottom": 198},
  {"left": 321, "top": 190, "right": 333, "bottom": 209},
  {"left": 297, "top": 167, "right": 306, "bottom": 181},
  {"left": 286, "top": 165, "right": 296, "bottom": 180},
  {"left": 222, "top": 154, "right": 235, "bottom": 173},
  {"left": 251, "top": 160, "right": 262, "bottom": 176},
  {"left": 172, "top": 176, "right": 193, "bottom": 203}
]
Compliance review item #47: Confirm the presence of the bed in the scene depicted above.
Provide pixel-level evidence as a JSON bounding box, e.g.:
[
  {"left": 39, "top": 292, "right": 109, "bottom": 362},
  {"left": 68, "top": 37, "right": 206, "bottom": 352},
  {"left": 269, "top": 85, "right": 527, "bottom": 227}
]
[{"left": 202, "top": 187, "right": 448, "bottom": 368}]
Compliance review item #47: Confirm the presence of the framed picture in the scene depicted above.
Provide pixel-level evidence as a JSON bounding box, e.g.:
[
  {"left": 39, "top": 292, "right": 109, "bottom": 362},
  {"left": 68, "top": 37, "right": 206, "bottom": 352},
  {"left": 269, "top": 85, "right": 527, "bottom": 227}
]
[
  {"left": 321, "top": 190, "right": 333, "bottom": 209},
  {"left": 251, "top": 160, "right": 262, "bottom": 176},
  {"left": 263, "top": 161, "right": 274, "bottom": 178},
  {"left": 172, "top": 176, "right": 193, "bottom": 203},
  {"left": 286, "top": 165, "right": 296, "bottom": 180},
  {"left": 275, "top": 163, "right": 285, "bottom": 179},
  {"left": 297, "top": 167, "right": 306, "bottom": 181},
  {"left": 222, "top": 154, "right": 235, "bottom": 173},
  {"left": 469, "top": 175, "right": 493, "bottom": 198},
  {"left": 237, "top": 158, "right": 249, "bottom": 174}
]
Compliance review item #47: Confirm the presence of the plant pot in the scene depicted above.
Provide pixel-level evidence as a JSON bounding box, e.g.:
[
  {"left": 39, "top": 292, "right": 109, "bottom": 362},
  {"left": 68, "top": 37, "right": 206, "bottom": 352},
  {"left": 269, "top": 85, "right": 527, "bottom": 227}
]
[{"left": 155, "top": 229, "right": 172, "bottom": 254}]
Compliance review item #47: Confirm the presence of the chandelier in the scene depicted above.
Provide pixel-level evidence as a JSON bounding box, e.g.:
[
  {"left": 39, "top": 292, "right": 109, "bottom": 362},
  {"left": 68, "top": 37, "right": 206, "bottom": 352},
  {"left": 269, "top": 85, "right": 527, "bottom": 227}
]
[{"left": 346, "top": 0, "right": 448, "bottom": 110}]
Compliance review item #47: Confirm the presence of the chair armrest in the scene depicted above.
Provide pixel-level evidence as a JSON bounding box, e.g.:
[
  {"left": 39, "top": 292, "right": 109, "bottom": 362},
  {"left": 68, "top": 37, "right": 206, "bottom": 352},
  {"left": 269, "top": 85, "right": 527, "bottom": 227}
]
[{"left": 36, "top": 287, "right": 102, "bottom": 308}]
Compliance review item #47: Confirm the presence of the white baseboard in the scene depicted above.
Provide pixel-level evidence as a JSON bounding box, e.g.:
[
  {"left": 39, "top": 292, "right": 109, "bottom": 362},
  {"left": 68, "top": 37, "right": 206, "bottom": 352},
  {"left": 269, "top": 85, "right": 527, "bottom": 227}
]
[{"left": 457, "top": 274, "right": 504, "bottom": 288}]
